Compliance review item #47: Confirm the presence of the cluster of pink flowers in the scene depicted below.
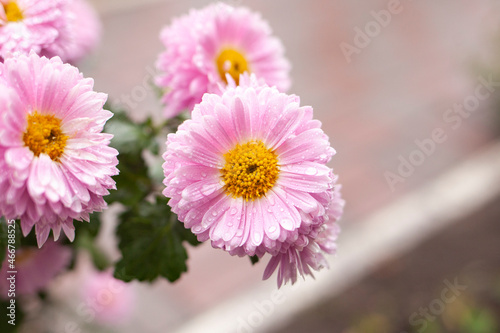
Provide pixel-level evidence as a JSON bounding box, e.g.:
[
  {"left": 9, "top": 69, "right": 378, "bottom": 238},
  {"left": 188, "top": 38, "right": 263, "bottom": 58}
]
[
  {"left": 0, "top": 0, "right": 100, "bottom": 63},
  {"left": 0, "top": 0, "right": 343, "bottom": 290},
  {"left": 159, "top": 2, "right": 344, "bottom": 287},
  {"left": 0, "top": 52, "right": 118, "bottom": 246},
  {"left": 0, "top": 0, "right": 116, "bottom": 305}
]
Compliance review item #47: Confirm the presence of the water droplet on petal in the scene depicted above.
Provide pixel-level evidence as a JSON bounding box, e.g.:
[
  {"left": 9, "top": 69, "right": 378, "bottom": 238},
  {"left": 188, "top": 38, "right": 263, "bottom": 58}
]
[
  {"left": 253, "top": 232, "right": 263, "bottom": 244},
  {"left": 281, "top": 218, "right": 293, "bottom": 230},
  {"left": 306, "top": 167, "right": 317, "bottom": 175}
]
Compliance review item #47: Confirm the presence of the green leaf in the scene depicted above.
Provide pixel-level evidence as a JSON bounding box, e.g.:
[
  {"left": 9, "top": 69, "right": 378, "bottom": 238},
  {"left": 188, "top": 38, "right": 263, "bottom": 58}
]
[
  {"left": 1, "top": 219, "right": 27, "bottom": 250},
  {"left": 103, "top": 108, "right": 157, "bottom": 206},
  {"left": 114, "top": 196, "right": 201, "bottom": 283},
  {"left": 104, "top": 107, "right": 159, "bottom": 156},
  {"left": 74, "top": 212, "right": 102, "bottom": 239},
  {"left": 461, "top": 308, "right": 498, "bottom": 333},
  {"left": 106, "top": 151, "right": 153, "bottom": 206},
  {"left": 249, "top": 255, "right": 260, "bottom": 265},
  {"left": 73, "top": 213, "right": 110, "bottom": 271}
]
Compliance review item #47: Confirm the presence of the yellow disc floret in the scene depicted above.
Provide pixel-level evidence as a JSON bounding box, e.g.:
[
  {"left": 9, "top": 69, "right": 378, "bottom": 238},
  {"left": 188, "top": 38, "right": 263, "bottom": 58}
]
[
  {"left": 216, "top": 49, "right": 249, "bottom": 85},
  {"left": 221, "top": 140, "right": 279, "bottom": 201},
  {"left": 3, "top": 1, "right": 24, "bottom": 23},
  {"left": 23, "top": 112, "right": 68, "bottom": 162}
]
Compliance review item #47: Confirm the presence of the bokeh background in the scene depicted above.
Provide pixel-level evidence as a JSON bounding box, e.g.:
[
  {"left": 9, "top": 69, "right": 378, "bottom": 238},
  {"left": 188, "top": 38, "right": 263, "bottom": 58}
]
[{"left": 25, "top": 0, "right": 500, "bottom": 332}]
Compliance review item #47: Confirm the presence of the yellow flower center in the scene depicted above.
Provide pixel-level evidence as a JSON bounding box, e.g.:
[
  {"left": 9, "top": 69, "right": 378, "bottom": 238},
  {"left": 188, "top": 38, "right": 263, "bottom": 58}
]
[
  {"left": 23, "top": 112, "right": 68, "bottom": 161},
  {"left": 221, "top": 140, "right": 279, "bottom": 201},
  {"left": 3, "top": 1, "right": 23, "bottom": 23},
  {"left": 216, "top": 49, "right": 249, "bottom": 85}
]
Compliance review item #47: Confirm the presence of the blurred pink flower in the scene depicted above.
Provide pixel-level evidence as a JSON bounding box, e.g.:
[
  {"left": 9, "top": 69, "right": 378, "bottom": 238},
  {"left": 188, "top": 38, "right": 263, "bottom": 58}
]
[
  {"left": 0, "top": 0, "right": 100, "bottom": 63},
  {"left": 81, "top": 270, "right": 135, "bottom": 325},
  {"left": 0, "top": 52, "right": 118, "bottom": 247},
  {"left": 0, "top": 0, "right": 65, "bottom": 59},
  {"left": 42, "top": 0, "right": 101, "bottom": 63},
  {"left": 155, "top": 2, "right": 290, "bottom": 118},
  {"left": 0, "top": 240, "right": 72, "bottom": 297},
  {"left": 48, "top": 251, "right": 136, "bottom": 328},
  {"left": 163, "top": 75, "right": 342, "bottom": 285}
]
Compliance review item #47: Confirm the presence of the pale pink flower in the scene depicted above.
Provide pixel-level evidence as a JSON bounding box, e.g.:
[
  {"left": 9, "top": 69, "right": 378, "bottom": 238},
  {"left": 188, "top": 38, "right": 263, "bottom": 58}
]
[
  {"left": 0, "top": 0, "right": 65, "bottom": 60},
  {"left": 0, "top": 240, "right": 72, "bottom": 297},
  {"left": 0, "top": 52, "right": 118, "bottom": 247},
  {"left": 163, "top": 76, "right": 342, "bottom": 285},
  {"left": 156, "top": 2, "right": 290, "bottom": 118},
  {"left": 42, "top": 0, "right": 101, "bottom": 63},
  {"left": 81, "top": 270, "right": 135, "bottom": 325},
  {"left": 48, "top": 252, "right": 136, "bottom": 328}
]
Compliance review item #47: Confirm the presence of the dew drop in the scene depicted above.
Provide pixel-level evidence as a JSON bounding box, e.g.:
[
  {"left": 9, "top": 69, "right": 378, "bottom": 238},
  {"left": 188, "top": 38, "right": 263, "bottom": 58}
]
[
  {"left": 253, "top": 232, "right": 263, "bottom": 244},
  {"left": 281, "top": 218, "right": 293, "bottom": 230},
  {"left": 306, "top": 167, "right": 317, "bottom": 176},
  {"left": 201, "top": 184, "right": 214, "bottom": 196}
]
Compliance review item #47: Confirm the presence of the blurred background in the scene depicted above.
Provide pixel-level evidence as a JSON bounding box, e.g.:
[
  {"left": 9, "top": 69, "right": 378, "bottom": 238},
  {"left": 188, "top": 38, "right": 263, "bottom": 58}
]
[{"left": 28, "top": 0, "right": 500, "bottom": 332}]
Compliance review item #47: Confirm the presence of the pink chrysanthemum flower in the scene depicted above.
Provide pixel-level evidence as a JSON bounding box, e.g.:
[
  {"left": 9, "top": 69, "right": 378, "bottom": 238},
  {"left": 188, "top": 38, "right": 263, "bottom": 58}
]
[
  {"left": 0, "top": 0, "right": 65, "bottom": 60},
  {"left": 0, "top": 52, "right": 118, "bottom": 247},
  {"left": 81, "top": 270, "right": 135, "bottom": 325},
  {"left": 156, "top": 2, "right": 291, "bottom": 118},
  {"left": 42, "top": 0, "right": 101, "bottom": 64},
  {"left": 0, "top": 240, "right": 71, "bottom": 297},
  {"left": 263, "top": 185, "right": 344, "bottom": 287},
  {"left": 163, "top": 75, "right": 342, "bottom": 284}
]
